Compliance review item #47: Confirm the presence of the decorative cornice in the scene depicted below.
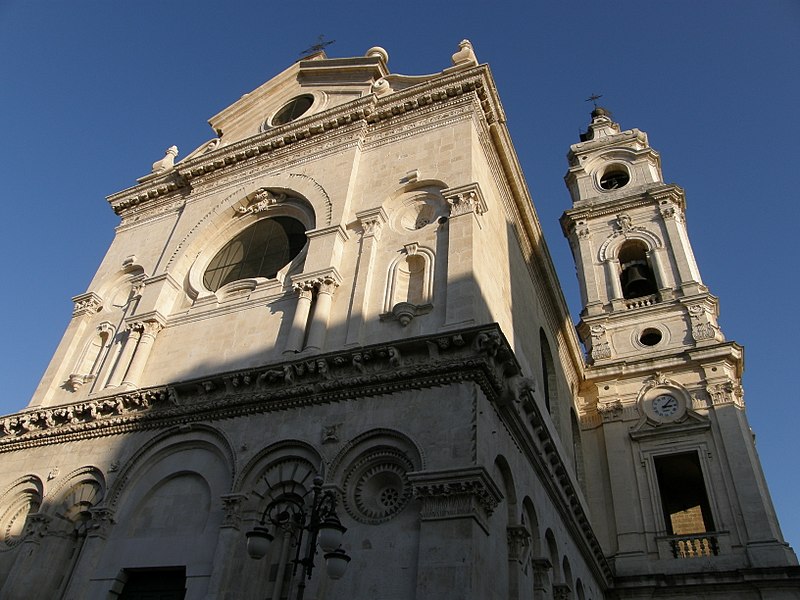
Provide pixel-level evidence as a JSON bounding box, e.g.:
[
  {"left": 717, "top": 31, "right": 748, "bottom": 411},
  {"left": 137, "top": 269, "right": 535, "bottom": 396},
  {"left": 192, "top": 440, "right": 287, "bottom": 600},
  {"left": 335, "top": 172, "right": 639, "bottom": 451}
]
[{"left": 0, "top": 325, "right": 516, "bottom": 451}]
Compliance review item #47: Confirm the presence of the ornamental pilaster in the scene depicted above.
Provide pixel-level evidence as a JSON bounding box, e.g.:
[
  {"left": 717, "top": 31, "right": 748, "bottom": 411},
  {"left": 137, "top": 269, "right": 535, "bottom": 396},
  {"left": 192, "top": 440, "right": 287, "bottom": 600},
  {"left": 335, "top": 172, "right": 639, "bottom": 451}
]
[{"left": 408, "top": 467, "right": 502, "bottom": 534}]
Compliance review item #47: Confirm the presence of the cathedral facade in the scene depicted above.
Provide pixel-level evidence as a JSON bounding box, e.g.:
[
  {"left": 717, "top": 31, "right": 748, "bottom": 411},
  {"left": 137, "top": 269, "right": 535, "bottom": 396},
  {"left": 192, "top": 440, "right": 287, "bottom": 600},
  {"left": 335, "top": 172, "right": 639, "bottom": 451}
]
[{"left": 0, "top": 42, "right": 797, "bottom": 599}]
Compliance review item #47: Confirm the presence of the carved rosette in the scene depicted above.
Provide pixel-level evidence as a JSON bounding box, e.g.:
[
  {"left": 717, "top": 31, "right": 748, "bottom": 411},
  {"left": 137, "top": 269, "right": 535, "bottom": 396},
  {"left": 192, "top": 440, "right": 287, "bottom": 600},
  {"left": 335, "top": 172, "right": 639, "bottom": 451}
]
[
  {"left": 408, "top": 467, "right": 502, "bottom": 533},
  {"left": 343, "top": 448, "right": 414, "bottom": 525},
  {"left": 71, "top": 292, "right": 103, "bottom": 317}
]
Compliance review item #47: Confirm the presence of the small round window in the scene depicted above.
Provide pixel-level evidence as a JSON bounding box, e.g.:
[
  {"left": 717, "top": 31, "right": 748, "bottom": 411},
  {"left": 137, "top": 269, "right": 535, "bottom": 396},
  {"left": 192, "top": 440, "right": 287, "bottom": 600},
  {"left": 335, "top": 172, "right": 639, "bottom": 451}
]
[
  {"left": 203, "top": 217, "right": 307, "bottom": 291},
  {"left": 271, "top": 95, "right": 314, "bottom": 126},
  {"left": 599, "top": 168, "right": 630, "bottom": 190},
  {"left": 640, "top": 328, "right": 663, "bottom": 346}
]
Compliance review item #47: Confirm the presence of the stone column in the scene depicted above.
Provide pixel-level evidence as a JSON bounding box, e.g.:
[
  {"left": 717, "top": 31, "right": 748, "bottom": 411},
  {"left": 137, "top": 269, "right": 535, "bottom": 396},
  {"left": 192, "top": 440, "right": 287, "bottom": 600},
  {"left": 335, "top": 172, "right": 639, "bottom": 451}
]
[
  {"left": 121, "top": 320, "right": 162, "bottom": 389},
  {"left": 442, "top": 183, "right": 487, "bottom": 327},
  {"left": 284, "top": 283, "right": 314, "bottom": 354},
  {"left": 531, "top": 557, "right": 552, "bottom": 600},
  {"left": 61, "top": 508, "right": 115, "bottom": 600},
  {"left": 205, "top": 494, "right": 248, "bottom": 600},
  {"left": 659, "top": 200, "right": 703, "bottom": 295},
  {"left": 605, "top": 258, "right": 623, "bottom": 302},
  {"left": 105, "top": 322, "right": 142, "bottom": 388},
  {"left": 305, "top": 275, "right": 340, "bottom": 351},
  {"left": 571, "top": 221, "right": 604, "bottom": 316},
  {"left": 345, "top": 208, "right": 387, "bottom": 346}
]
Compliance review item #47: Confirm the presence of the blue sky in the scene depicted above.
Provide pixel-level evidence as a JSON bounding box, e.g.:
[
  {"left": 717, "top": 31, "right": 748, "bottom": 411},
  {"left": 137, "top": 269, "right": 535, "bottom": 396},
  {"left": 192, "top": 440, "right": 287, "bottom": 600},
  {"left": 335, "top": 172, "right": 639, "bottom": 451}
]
[{"left": 1, "top": 1, "right": 798, "bottom": 551}]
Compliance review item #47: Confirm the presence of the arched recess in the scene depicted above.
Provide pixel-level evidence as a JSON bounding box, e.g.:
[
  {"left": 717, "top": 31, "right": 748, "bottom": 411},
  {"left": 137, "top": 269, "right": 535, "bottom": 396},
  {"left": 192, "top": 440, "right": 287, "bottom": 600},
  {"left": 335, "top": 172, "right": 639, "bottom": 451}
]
[
  {"left": 235, "top": 440, "right": 324, "bottom": 600},
  {"left": 97, "top": 427, "right": 234, "bottom": 598},
  {"left": 492, "top": 456, "right": 517, "bottom": 600},
  {"left": 107, "top": 425, "right": 236, "bottom": 512},
  {"left": 598, "top": 227, "right": 666, "bottom": 301},
  {"left": 23, "top": 467, "right": 106, "bottom": 598},
  {"left": 540, "top": 329, "right": 561, "bottom": 436},
  {"left": 545, "top": 529, "right": 561, "bottom": 587},
  {"left": 0, "top": 475, "right": 43, "bottom": 551},
  {"left": 68, "top": 322, "right": 116, "bottom": 392},
  {"left": 382, "top": 243, "right": 436, "bottom": 325}
]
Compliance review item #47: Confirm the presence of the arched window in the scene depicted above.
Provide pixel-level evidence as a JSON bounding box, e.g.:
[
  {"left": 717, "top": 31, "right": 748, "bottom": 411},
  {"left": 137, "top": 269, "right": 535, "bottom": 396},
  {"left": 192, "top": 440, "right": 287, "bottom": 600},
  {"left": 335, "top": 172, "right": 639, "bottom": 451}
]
[
  {"left": 203, "top": 217, "right": 307, "bottom": 292},
  {"left": 618, "top": 241, "right": 657, "bottom": 299}
]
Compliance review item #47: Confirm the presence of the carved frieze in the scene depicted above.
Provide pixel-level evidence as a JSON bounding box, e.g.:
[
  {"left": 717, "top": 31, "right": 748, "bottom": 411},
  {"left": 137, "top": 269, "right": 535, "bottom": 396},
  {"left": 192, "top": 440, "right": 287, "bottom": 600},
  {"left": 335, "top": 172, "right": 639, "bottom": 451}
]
[{"left": 597, "top": 399, "right": 624, "bottom": 422}]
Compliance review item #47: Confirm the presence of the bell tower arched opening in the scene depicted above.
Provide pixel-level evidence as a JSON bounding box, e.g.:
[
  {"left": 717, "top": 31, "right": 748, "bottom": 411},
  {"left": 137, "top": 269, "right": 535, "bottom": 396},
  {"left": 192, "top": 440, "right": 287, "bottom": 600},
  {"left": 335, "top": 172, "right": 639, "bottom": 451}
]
[{"left": 618, "top": 240, "right": 658, "bottom": 300}]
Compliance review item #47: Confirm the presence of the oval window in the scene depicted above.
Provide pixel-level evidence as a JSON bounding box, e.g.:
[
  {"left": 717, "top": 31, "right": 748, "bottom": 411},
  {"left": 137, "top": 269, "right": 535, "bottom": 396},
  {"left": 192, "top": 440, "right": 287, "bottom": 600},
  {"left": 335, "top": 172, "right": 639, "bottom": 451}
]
[
  {"left": 271, "top": 95, "right": 314, "bottom": 126},
  {"left": 203, "top": 217, "right": 307, "bottom": 291}
]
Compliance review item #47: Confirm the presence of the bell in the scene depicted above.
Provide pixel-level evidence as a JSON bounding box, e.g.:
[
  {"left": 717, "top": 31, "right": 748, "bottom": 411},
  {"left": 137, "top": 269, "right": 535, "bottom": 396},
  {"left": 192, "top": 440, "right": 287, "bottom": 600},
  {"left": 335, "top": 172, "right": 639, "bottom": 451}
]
[{"left": 622, "top": 265, "right": 653, "bottom": 298}]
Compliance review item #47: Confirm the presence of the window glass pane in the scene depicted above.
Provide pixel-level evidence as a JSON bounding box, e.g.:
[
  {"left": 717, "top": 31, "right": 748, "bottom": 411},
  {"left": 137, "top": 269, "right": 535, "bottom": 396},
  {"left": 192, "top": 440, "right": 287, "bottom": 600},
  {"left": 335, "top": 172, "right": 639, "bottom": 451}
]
[{"left": 203, "top": 216, "right": 307, "bottom": 291}]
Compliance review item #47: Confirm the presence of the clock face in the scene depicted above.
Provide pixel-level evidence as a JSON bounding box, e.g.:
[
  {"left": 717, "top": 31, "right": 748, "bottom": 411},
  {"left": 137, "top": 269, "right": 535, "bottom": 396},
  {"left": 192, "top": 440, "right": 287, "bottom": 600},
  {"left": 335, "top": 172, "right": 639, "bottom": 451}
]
[{"left": 652, "top": 394, "right": 679, "bottom": 417}]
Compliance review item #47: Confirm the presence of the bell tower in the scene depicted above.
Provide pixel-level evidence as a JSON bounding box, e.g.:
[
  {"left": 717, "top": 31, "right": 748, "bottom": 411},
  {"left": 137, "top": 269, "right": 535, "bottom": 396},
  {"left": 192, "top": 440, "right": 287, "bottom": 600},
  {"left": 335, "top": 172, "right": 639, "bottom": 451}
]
[{"left": 561, "top": 108, "right": 798, "bottom": 591}]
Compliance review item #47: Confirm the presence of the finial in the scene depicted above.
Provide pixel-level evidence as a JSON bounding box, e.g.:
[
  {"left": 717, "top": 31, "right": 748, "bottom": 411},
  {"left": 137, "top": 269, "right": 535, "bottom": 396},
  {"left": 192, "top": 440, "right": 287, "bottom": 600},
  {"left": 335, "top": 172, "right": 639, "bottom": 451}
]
[
  {"left": 151, "top": 146, "right": 178, "bottom": 174},
  {"left": 299, "top": 34, "right": 335, "bottom": 58},
  {"left": 365, "top": 46, "right": 389, "bottom": 64},
  {"left": 450, "top": 39, "right": 478, "bottom": 68}
]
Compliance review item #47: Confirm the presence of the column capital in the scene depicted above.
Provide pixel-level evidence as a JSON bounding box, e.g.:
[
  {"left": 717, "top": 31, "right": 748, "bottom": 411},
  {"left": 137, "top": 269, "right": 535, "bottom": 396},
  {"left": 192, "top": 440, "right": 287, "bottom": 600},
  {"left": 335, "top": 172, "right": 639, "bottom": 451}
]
[
  {"left": 355, "top": 207, "right": 388, "bottom": 239},
  {"left": 442, "top": 182, "right": 488, "bottom": 218}
]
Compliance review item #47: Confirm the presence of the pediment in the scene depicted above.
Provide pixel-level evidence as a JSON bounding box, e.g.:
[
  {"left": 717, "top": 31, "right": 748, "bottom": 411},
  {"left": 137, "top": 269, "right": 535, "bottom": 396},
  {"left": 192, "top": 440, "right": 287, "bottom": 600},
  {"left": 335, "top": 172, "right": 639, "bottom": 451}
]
[
  {"left": 629, "top": 410, "right": 709, "bottom": 440},
  {"left": 205, "top": 52, "right": 389, "bottom": 146}
]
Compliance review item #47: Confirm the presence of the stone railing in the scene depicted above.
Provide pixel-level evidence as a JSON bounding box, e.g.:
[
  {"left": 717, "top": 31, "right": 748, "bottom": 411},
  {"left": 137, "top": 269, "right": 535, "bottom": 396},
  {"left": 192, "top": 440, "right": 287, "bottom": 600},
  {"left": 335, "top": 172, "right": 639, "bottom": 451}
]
[
  {"left": 625, "top": 294, "right": 658, "bottom": 310},
  {"left": 668, "top": 533, "right": 719, "bottom": 558}
]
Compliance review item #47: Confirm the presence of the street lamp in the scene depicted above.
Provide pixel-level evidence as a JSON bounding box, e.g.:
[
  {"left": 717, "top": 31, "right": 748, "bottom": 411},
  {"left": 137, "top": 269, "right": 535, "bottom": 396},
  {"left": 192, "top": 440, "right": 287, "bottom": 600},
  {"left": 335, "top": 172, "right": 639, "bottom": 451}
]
[{"left": 246, "top": 475, "right": 351, "bottom": 600}]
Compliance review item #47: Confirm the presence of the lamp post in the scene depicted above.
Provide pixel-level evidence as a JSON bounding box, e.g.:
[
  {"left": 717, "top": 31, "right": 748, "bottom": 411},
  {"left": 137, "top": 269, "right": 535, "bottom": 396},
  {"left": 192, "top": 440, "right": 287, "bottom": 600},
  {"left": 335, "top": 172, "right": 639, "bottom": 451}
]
[{"left": 246, "top": 475, "right": 351, "bottom": 600}]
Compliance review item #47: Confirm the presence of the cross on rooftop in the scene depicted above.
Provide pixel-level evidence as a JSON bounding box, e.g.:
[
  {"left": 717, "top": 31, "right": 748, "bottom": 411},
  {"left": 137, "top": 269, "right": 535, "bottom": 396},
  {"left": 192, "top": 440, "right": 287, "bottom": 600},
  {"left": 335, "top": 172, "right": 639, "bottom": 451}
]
[{"left": 300, "top": 35, "right": 335, "bottom": 57}]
